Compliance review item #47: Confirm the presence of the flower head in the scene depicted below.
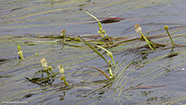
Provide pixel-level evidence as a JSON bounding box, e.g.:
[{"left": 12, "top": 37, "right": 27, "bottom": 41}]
[
  {"left": 134, "top": 24, "right": 142, "bottom": 33},
  {"left": 40, "top": 58, "right": 48, "bottom": 68},
  {"left": 58, "top": 65, "right": 64, "bottom": 74},
  {"left": 18, "top": 50, "right": 24, "bottom": 59}
]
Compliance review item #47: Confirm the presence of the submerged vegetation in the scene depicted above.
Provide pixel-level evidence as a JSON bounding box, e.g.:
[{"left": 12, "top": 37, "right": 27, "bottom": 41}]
[
  {"left": 2, "top": 11, "right": 185, "bottom": 105},
  {"left": 0, "top": 4, "right": 186, "bottom": 105}
]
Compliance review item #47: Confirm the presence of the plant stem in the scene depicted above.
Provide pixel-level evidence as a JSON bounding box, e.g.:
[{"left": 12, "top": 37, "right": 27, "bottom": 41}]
[
  {"left": 139, "top": 30, "right": 156, "bottom": 51},
  {"left": 166, "top": 30, "right": 174, "bottom": 52}
]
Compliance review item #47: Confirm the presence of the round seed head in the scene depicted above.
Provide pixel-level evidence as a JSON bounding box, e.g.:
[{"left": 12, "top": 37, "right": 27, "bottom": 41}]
[
  {"left": 164, "top": 25, "right": 169, "bottom": 30},
  {"left": 48, "top": 66, "right": 52, "bottom": 71}
]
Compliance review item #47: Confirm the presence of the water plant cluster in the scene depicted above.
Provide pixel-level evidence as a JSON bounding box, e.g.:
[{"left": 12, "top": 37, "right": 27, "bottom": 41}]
[
  {"left": 21, "top": 11, "right": 175, "bottom": 83},
  {"left": 11, "top": 11, "right": 186, "bottom": 104}
]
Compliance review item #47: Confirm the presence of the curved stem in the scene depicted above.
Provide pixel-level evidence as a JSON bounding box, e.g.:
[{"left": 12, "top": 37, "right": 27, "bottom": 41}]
[
  {"left": 166, "top": 30, "right": 174, "bottom": 52},
  {"left": 83, "top": 65, "right": 110, "bottom": 79}
]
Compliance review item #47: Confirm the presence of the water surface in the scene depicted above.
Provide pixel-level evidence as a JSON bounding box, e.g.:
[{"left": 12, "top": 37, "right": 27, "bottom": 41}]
[{"left": 1, "top": 0, "right": 186, "bottom": 105}]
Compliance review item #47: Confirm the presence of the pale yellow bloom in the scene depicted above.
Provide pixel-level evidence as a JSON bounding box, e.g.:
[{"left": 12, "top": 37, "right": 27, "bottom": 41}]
[
  {"left": 58, "top": 65, "right": 64, "bottom": 74},
  {"left": 134, "top": 24, "right": 142, "bottom": 33},
  {"left": 40, "top": 58, "right": 48, "bottom": 68},
  {"left": 18, "top": 50, "right": 24, "bottom": 59}
]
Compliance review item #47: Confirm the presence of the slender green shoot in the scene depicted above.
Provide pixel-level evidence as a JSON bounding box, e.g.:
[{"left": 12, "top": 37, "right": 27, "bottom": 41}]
[
  {"left": 78, "top": 35, "right": 114, "bottom": 78},
  {"left": 78, "top": 35, "right": 109, "bottom": 65},
  {"left": 12, "top": 40, "right": 24, "bottom": 59},
  {"left": 37, "top": 33, "right": 39, "bottom": 37},
  {"left": 164, "top": 25, "right": 174, "bottom": 52},
  {"left": 12, "top": 40, "right": 19, "bottom": 46},
  {"left": 96, "top": 45, "right": 115, "bottom": 66},
  {"left": 86, "top": 11, "right": 108, "bottom": 38},
  {"left": 82, "top": 65, "right": 110, "bottom": 79},
  {"left": 58, "top": 65, "right": 69, "bottom": 85},
  {"left": 134, "top": 24, "right": 156, "bottom": 51}
]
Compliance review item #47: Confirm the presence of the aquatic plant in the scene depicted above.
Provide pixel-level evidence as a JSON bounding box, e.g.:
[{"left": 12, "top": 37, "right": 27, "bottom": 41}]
[
  {"left": 2, "top": 1, "right": 186, "bottom": 105},
  {"left": 40, "top": 57, "right": 49, "bottom": 76},
  {"left": 40, "top": 58, "right": 54, "bottom": 76},
  {"left": 86, "top": 11, "right": 108, "bottom": 38},
  {"left": 134, "top": 24, "right": 156, "bottom": 50},
  {"left": 78, "top": 35, "right": 114, "bottom": 78},
  {"left": 12, "top": 40, "right": 24, "bottom": 59},
  {"left": 17, "top": 49, "right": 24, "bottom": 59},
  {"left": 60, "top": 29, "right": 67, "bottom": 42},
  {"left": 3, "top": 11, "right": 186, "bottom": 105},
  {"left": 58, "top": 65, "right": 69, "bottom": 85},
  {"left": 164, "top": 25, "right": 174, "bottom": 51}
]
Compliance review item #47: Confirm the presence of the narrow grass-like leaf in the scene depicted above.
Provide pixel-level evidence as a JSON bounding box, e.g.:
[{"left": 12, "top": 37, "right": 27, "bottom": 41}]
[
  {"left": 139, "top": 31, "right": 156, "bottom": 51},
  {"left": 82, "top": 65, "right": 110, "bottom": 79},
  {"left": 78, "top": 35, "right": 109, "bottom": 66},
  {"left": 86, "top": 11, "right": 100, "bottom": 23},
  {"left": 78, "top": 35, "right": 114, "bottom": 78},
  {"left": 96, "top": 45, "right": 115, "bottom": 65},
  {"left": 86, "top": 11, "right": 107, "bottom": 37},
  {"left": 135, "top": 24, "right": 156, "bottom": 51}
]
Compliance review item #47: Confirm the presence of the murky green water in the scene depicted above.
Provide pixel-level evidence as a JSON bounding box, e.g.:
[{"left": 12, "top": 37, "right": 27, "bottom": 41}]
[{"left": 1, "top": 0, "right": 186, "bottom": 105}]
